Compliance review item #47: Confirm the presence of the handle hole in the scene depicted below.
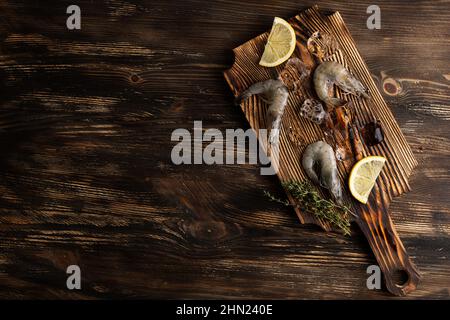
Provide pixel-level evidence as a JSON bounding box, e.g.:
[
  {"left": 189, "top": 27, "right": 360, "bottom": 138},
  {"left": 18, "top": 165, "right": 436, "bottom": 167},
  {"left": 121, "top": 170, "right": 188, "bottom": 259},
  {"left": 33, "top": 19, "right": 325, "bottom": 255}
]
[{"left": 393, "top": 269, "right": 409, "bottom": 287}]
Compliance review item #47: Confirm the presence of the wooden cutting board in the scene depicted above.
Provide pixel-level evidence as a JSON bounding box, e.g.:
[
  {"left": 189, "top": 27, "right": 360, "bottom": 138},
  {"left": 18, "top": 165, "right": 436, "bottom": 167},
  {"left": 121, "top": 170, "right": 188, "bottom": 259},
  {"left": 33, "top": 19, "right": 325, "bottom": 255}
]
[{"left": 224, "top": 6, "right": 420, "bottom": 296}]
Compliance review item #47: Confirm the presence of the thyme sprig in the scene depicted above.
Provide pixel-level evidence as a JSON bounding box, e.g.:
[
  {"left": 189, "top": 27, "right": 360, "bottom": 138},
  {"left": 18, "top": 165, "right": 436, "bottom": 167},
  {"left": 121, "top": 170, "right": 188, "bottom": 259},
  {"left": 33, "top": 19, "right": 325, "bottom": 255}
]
[{"left": 265, "top": 180, "right": 352, "bottom": 236}]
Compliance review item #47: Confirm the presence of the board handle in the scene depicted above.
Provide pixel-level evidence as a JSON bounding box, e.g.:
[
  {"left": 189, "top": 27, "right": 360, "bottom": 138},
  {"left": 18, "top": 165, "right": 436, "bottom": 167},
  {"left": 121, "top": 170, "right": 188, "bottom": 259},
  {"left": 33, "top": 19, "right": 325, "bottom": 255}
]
[{"left": 355, "top": 189, "right": 421, "bottom": 296}]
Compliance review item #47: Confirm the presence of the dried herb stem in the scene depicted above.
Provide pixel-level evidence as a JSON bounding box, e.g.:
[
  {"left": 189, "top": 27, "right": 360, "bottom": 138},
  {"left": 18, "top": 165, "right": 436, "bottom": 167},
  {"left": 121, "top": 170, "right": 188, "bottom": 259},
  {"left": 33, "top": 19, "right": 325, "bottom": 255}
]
[{"left": 265, "top": 180, "right": 352, "bottom": 236}]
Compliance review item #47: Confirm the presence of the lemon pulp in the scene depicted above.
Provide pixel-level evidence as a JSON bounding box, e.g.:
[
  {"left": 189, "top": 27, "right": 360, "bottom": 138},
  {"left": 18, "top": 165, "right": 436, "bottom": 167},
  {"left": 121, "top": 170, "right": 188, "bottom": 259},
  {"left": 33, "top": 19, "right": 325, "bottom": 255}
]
[
  {"left": 348, "top": 156, "right": 386, "bottom": 204},
  {"left": 259, "top": 17, "right": 296, "bottom": 67}
]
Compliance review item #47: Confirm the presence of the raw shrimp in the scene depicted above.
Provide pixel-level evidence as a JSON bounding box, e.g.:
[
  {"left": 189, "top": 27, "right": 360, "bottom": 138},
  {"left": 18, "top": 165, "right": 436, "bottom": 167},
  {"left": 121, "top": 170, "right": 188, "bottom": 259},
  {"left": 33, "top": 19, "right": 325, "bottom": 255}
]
[
  {"left": 313, "top": 61, "right": 369, "bottom": 107},
  {"left": 302, "top": 141, "right": 343, "bottom": 204},
  {"left": 236, "top": 79, "right": 288, "bottom": 155}
]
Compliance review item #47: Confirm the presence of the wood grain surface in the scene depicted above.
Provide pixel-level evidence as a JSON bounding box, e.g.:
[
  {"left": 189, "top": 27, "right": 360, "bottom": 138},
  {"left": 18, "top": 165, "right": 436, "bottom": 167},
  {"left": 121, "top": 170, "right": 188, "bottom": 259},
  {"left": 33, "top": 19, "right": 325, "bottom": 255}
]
[{"left": 0, "top": 0, "right": 449, "bottom": 299}]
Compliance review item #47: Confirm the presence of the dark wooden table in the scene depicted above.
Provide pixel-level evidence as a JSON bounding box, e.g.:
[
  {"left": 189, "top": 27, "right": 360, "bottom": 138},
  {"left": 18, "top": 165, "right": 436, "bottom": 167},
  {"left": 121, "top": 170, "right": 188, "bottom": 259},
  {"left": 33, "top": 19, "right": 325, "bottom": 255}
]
[{"left": 0, "top": 0, "right": 448, "bottom": 299}]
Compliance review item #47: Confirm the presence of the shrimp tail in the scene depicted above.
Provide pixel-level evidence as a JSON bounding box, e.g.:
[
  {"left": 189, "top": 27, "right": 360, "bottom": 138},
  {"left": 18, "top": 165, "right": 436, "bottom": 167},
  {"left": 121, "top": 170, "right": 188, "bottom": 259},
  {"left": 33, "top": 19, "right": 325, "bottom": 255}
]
[
  {"left": 235, "top": 89, "right": 254, "bottom": 105},
  {"left": 235, "top": 81, "right": 270, "bottom": 105},
  {"left": 266, "top": 105, "right": 284, "bottom": 157},
  {"left": 325, "top": 97, "right": 346, "bottom": 107},
  {"left": 266, "top": 113, "right": 276, "bottom": 157},
  {"left": 301, "top": 154, "right": 320, "bottom": 185},
  {"left": 362, "top": 90, "right": 370, "bottom": 99},
  {"left": 234, "top": 94, "right": 245, "bottom": 106}
]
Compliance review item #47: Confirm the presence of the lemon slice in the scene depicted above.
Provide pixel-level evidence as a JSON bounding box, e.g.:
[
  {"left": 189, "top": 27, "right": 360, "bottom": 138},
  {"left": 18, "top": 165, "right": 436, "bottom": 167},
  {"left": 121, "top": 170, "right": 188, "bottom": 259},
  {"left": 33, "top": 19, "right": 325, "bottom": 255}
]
[
  {"left": 259, "top": 17, "right": 296, "bottom": 67},
  {"left": 348, "top": 156, "right": 386, "bottom": 204}
]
